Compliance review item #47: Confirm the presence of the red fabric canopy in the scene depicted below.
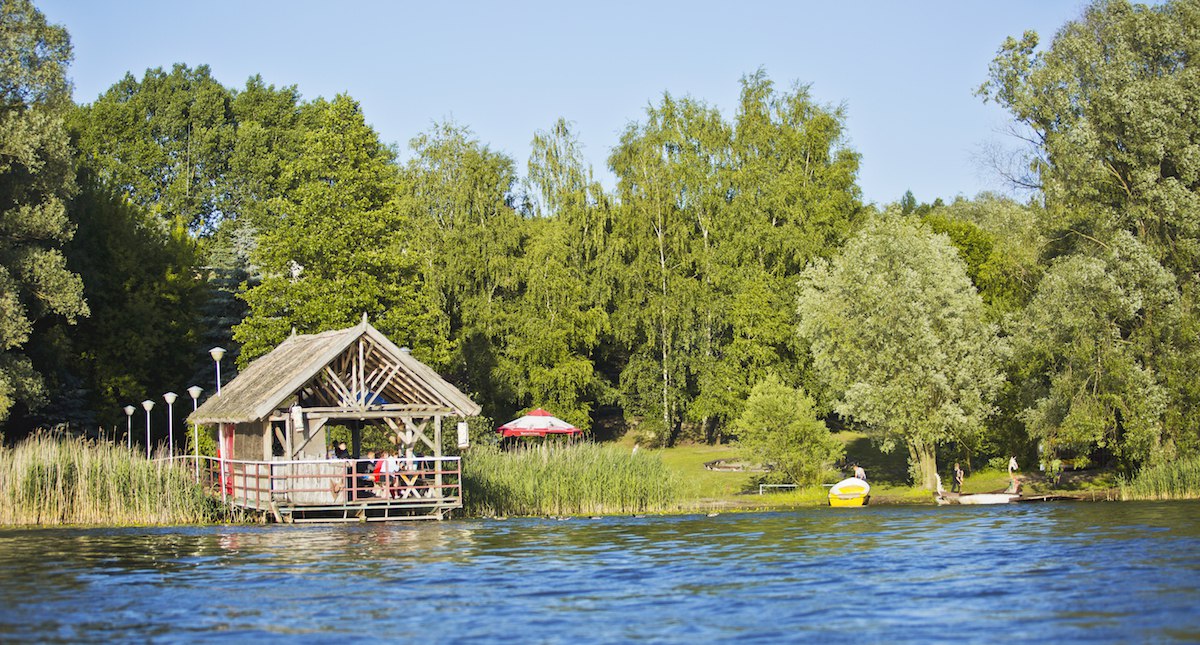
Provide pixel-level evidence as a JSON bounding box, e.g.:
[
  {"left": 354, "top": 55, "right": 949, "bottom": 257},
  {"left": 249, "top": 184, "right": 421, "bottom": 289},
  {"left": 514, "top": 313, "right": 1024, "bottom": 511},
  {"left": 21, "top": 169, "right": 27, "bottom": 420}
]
[{"left": 497, "top": 408, "right": 582, "bottom": 437}]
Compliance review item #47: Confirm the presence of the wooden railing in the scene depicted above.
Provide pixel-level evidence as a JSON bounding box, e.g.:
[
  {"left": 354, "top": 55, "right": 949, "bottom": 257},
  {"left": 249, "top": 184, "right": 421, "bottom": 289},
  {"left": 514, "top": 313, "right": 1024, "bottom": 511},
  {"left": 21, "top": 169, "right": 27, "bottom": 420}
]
[{"left": 172, "top": 455, "right": 462, "bottom": 512}]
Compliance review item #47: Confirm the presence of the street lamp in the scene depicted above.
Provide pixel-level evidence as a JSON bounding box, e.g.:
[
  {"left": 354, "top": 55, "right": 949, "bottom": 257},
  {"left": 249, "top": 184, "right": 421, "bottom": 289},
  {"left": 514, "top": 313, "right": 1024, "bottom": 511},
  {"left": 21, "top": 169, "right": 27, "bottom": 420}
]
[
  {"left": 210, "top": 347, "right": 226, "bottom": 395},
  {"left": 163, "top": 392, "right": 178, "bottom": 460},
  {"left": 141, "top": 399, "right": 155, "bottom": 459},
  {"left": 123, "top": 405, "right": 135, "bottom": 451},
  {"left": 188, "top": 385, "right": 202, "bottom": 481}
]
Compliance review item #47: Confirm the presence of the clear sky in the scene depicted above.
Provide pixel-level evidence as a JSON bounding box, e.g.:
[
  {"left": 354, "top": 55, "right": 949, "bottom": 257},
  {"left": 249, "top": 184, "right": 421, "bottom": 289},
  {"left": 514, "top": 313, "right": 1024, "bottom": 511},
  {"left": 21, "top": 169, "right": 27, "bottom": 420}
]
[{"left": 38, "top": 1, "right": 1088, "bottom": 206}]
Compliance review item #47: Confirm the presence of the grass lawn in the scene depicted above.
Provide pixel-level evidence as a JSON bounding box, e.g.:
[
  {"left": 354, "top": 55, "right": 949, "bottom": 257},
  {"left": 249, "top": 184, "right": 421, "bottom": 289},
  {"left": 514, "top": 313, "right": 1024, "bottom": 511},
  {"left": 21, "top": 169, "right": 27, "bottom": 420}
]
[{"left": 613, "top": 430, "right": 1119, "bottom": 510}]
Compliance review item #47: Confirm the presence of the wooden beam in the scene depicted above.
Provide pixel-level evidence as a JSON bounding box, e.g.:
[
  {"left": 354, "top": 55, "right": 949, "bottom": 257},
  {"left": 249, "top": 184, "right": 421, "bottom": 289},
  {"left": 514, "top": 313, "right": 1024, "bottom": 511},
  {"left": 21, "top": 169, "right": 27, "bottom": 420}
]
[{"left": 323, "top": 366, "right": 355, "bottom": 406}]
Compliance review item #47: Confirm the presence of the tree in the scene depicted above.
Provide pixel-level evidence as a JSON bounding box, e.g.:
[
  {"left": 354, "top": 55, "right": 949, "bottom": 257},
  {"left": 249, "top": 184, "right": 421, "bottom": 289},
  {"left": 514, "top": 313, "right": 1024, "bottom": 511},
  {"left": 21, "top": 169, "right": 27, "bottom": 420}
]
[
  {"left": 979, "top": 0, "right": 1200, "bottom": 276},
  {"left": 735, "top": 375, "right": 843, "bottom": 486},
  {"left": 234, "top": 95, "right": 447, "bottom": 365},
  {"left": 699, "top": 72, "right": 863, "bottom": 436},
  {"left": 43, "top": 172, "right": 201, "bottom": 432},
  {"left": 1013, "top": 232, "right": 1178, "bottom": 469},
  {"left": 798, "top": 215, "right": 1006, "bottom": 489},
  {"left": 495, "top": 119, "right": 614, "bottom": 431},
  {"left": 981, "top": 0, "right": 1200, "bottom": 468},
  {"left": 0, "top": 0, "right": 88, "bottom": 424},
  {"left": 609, "top": 92, "right": 725, "bottom": 446},
  {"left": 608, "top": 72, "right": 863, "bottom": 446},
  {"left": 72, "top": 64, "right": 235, "bottom": 233},
  {"left": 922, "top": 195, "right": 1044, "bottom": 318},
  {"left": 404, "top": 121, "right": 524, "bottom": 419}
]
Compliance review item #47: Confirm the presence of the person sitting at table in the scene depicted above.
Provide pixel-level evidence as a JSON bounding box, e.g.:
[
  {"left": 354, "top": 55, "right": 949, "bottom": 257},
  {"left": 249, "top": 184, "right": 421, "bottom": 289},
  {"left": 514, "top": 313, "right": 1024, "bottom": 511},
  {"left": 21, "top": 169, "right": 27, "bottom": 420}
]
[{"left": 384, "top": 451, "right": 403, "bottom": 499}]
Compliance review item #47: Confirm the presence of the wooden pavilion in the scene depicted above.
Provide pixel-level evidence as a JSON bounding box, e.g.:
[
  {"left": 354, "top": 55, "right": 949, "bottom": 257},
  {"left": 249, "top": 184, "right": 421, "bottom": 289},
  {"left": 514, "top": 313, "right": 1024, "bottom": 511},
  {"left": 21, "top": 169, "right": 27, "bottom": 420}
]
[{"left": 188, "top": 317, "right": 480, "bottom": 522}]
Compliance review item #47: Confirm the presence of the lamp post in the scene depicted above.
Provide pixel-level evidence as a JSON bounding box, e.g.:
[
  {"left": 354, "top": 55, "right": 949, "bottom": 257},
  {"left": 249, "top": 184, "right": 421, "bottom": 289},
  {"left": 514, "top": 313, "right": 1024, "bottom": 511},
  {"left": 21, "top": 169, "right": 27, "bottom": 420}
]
[
  {"left": 123, "top": 405, "right": 135, "bottom": 451},
  {"left": 209, "top": 347, "right": 227, "bottom": 501},
  {"left": 210, "top": 347, "right": 226, "bottom": 395},
  {"left": 141, "top": 399, "right": 155, "bottom": 459},
  {"left": 188, "top": 385, "right": 202, "bottom": 481},
  {"left": 163, "top": 392, "right": 177, "bottom": 460}
]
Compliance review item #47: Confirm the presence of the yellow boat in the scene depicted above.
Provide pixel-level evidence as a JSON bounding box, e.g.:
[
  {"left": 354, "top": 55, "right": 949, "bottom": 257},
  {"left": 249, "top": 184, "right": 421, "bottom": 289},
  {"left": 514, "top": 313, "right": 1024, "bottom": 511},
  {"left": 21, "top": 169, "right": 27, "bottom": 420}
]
[{"left": 828, "top": 477, "right": 871, "bottom": 507}]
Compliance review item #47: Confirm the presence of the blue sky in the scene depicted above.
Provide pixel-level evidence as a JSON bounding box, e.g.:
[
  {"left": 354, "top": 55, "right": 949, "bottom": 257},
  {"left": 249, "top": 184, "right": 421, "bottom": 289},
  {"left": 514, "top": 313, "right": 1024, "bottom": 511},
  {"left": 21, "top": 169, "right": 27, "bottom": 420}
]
[{"left": 38, "top": 1, "right": 1087, "bottom": 205}]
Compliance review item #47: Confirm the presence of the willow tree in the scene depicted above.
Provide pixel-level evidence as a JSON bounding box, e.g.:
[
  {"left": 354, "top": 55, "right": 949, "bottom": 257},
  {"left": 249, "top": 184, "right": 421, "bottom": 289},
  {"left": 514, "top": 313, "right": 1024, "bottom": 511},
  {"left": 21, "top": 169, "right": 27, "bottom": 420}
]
[
  {"left": 979, "top": 0, "right": 1200, "bottom": 277},
  {"left": 798, "top": 216, "right": 1005, "bottom": 489},
  {"left": 981, "top": 0, "right": 1200, "bottom": 464},
  {"left": 1014, "top": 233, "right": 1179, "bottom": 469},
  {"left": 0, "top": 0, "right": 88, "bottom": 423}
]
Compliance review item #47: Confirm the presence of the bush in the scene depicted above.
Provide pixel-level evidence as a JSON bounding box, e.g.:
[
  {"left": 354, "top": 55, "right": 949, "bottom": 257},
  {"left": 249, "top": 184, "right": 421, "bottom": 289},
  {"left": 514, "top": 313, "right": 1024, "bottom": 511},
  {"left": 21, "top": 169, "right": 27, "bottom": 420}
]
[{"left": 735, "top": 376, "right": 844, "bottom": 486}]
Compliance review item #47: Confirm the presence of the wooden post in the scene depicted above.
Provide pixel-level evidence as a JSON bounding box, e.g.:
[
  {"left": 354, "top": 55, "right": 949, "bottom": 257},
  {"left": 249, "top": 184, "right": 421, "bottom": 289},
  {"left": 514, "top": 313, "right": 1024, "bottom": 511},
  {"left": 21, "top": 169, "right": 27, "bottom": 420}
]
[{"left": 434, "top": 415, "right": 443, "bottom": 500}]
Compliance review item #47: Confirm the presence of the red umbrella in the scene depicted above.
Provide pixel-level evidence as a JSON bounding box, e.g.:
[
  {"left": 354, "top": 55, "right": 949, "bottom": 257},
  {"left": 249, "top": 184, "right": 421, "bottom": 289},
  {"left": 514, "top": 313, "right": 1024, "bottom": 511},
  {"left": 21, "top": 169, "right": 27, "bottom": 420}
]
[{"left": 497, "top": 408, "right": 582, "bottom": 438}]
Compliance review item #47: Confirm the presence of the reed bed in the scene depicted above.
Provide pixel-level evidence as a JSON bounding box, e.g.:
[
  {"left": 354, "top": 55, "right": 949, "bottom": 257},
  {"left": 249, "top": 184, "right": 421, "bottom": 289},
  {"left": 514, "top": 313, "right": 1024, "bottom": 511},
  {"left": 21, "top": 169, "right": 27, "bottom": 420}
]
[
  {"left": 0, "top": 433, "right": 225, "bottom": 526},
  {"left": 462, "top": 443, "right": 685, "bottom": 517},
  {"left": 1119, "top": 454, "right": 1200, "bottom": 501}
]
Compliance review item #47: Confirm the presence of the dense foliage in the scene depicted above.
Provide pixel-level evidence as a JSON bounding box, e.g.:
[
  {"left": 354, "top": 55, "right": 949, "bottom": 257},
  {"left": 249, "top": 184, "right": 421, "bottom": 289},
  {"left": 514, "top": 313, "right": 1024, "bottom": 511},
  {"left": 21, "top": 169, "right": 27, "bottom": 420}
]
[
  {"left": 3, "top": 0, "right": 1199, "bottom": 488},
  {"left": 734, "top": 375, "right": 842, "bottom": 486}
]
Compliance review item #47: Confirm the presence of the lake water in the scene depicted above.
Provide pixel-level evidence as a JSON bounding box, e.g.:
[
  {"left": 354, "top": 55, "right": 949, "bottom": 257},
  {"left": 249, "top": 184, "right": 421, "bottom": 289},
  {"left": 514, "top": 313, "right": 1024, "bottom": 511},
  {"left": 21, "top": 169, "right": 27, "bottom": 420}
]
[{"left": 1, "top": 502, "right": 1198, "bottom": 642}]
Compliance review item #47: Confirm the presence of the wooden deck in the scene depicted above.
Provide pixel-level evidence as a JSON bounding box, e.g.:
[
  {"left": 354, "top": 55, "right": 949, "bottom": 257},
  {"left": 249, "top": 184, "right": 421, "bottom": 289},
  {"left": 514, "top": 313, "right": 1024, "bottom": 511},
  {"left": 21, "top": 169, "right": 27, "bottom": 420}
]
[{"left": 190, "top": 456, "right": 463, "bottom": 523}]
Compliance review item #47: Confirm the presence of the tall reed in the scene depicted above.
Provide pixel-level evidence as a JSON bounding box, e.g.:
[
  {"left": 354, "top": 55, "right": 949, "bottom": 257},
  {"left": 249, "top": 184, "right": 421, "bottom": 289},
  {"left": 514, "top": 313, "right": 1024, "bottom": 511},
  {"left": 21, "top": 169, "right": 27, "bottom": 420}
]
[
  {"left": 1119, "top": 454, "right": 1200, "bottom": 501},
  {"left": 0, "top": 433, "right": 225, "bottom": 526},
  {"left": 462, "top": 443, "right": 685, "bottom": 517}
]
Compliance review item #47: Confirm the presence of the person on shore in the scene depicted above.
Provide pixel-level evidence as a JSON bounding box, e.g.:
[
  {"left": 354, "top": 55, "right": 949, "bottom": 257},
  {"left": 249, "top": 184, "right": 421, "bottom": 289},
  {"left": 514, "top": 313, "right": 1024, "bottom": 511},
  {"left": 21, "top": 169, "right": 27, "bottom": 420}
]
[
  {"left": 1006, "top": 456, "right": 1021, "bottom": 494},
  {"left": 853, "top": 463, "right": 866, "bottom": 481},
  {"left": 952, "top": 462, "right": 964, "bottom": 493}
]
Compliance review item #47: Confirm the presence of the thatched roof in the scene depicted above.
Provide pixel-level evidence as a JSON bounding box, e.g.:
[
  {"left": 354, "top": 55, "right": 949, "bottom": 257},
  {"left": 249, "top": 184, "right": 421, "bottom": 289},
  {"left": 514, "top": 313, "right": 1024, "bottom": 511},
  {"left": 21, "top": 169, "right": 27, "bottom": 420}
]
[{"left": 189, "top": 319, "right": 480, "bottom": 424}]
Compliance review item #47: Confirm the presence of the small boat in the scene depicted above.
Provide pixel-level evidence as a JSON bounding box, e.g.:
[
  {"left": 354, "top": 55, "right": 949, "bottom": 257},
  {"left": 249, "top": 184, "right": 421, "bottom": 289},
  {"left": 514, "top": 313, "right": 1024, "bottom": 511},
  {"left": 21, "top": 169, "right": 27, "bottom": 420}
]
[
  {"left": 936, "top": 492, "right": 1021, "bottom": 505},
  {"left": 828, "top": 477, "right": 870, "bottom": 507},
  {"left": 934, "top": 474, "right": 1020, "bottom": 505}
]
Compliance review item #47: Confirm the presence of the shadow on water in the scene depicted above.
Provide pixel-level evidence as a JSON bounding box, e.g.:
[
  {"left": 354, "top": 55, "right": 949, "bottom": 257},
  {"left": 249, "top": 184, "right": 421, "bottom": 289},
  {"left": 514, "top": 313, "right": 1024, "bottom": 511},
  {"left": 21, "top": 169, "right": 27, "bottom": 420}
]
[{"left": 0, "top": 502, "right": 1198, "bottom": 641}]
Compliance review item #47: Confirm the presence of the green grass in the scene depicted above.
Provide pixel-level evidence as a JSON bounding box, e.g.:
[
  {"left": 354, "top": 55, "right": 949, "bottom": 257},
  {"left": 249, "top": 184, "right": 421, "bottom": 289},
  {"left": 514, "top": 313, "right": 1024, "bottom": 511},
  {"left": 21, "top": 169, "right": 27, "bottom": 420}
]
[
  {"left": 0, "top": 433, "right": 229, "bottom": 526},
  {"left": 655, "top": 443, "right": 755, "bottom": 498},
  {"left": 1119, "top": 454, "right": 1200, "bottom": 501},
  {"left": 462, "top": 442, "right": 684, "bottom": 517},
  {"left": 632, "top": 435, "right": 938, "bottom": 509}
]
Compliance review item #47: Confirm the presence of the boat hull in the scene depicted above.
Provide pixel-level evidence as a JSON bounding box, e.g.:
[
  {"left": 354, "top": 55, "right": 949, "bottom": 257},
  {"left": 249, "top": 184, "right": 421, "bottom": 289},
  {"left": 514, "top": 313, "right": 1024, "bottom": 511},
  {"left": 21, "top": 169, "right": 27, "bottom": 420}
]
[
  {"left": 937, "top": 493, "right": 1020, "bottom": 505},
  {"left": 828, "top": 477, "right": 871, "bottom": 507}
]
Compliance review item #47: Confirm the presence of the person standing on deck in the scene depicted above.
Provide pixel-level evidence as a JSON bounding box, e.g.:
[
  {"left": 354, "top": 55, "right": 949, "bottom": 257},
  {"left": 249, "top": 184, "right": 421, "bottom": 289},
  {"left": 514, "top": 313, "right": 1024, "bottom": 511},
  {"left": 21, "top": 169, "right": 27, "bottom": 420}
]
[
  {"left": 1008, "top": 456, "right": 1019, "bottom": 493},
  {"left": 952, "top": 463, "right": 964, "bottom": 493}
]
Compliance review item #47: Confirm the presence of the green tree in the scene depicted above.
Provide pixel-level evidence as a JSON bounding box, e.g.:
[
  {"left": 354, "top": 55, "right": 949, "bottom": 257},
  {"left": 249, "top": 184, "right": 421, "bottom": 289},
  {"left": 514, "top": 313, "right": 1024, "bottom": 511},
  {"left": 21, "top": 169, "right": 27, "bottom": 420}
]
[
  {"left": 798, "top": 215, "right": 1006, "bottom": 489},
  {"left": 693, "top": 72, "right": 862, "bottom": 440},
  {"left": 980, "top": 0, "right": 1200, "bottom": 276},
  {"left": 404, "top": 121, "right": 524, "bottom": 418},
  {"left": 234, "top": 95, "right": 446, "bottom": 365},
  {"left": 0, "top": 0, "right": 88, "bottom": 424},
  {"left": 922, "top": 195, "right": 1044, "bottom": 318},
  {"left": 735, "top": 375, "right": 843, "bottom": 485},
  {"left": 495, "top": 119, "right": 614, "bottom": 430},
  {"left": 608, "top": 72, "right": 862, "bottom": 446},
  {"left": 72, "top": 64, "right": 235, "bottom": 233},
  {"left": 1014, "top": 232, "right": 1178, "bottom": 469},
  {"left": 609, "top": 92, "right": 725, "bottom": 446},
  {"left": 46, "top": 173, "right": 201, "bottom": 431}
]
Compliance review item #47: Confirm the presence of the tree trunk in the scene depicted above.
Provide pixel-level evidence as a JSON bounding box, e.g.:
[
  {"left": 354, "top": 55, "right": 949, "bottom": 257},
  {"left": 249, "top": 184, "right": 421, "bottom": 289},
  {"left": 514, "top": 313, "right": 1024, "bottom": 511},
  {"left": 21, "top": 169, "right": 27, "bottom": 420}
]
[{"left": 909, "top": 440, "right": 939, "bottom": 490}]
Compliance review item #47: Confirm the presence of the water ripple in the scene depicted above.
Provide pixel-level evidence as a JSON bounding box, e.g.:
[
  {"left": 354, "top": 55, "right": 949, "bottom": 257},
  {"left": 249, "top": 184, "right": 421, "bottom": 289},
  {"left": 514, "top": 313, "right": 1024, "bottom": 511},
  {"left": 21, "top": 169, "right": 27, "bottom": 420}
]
[{"left": 0, "top": 502, "right": 1198, "bottom": 641}]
